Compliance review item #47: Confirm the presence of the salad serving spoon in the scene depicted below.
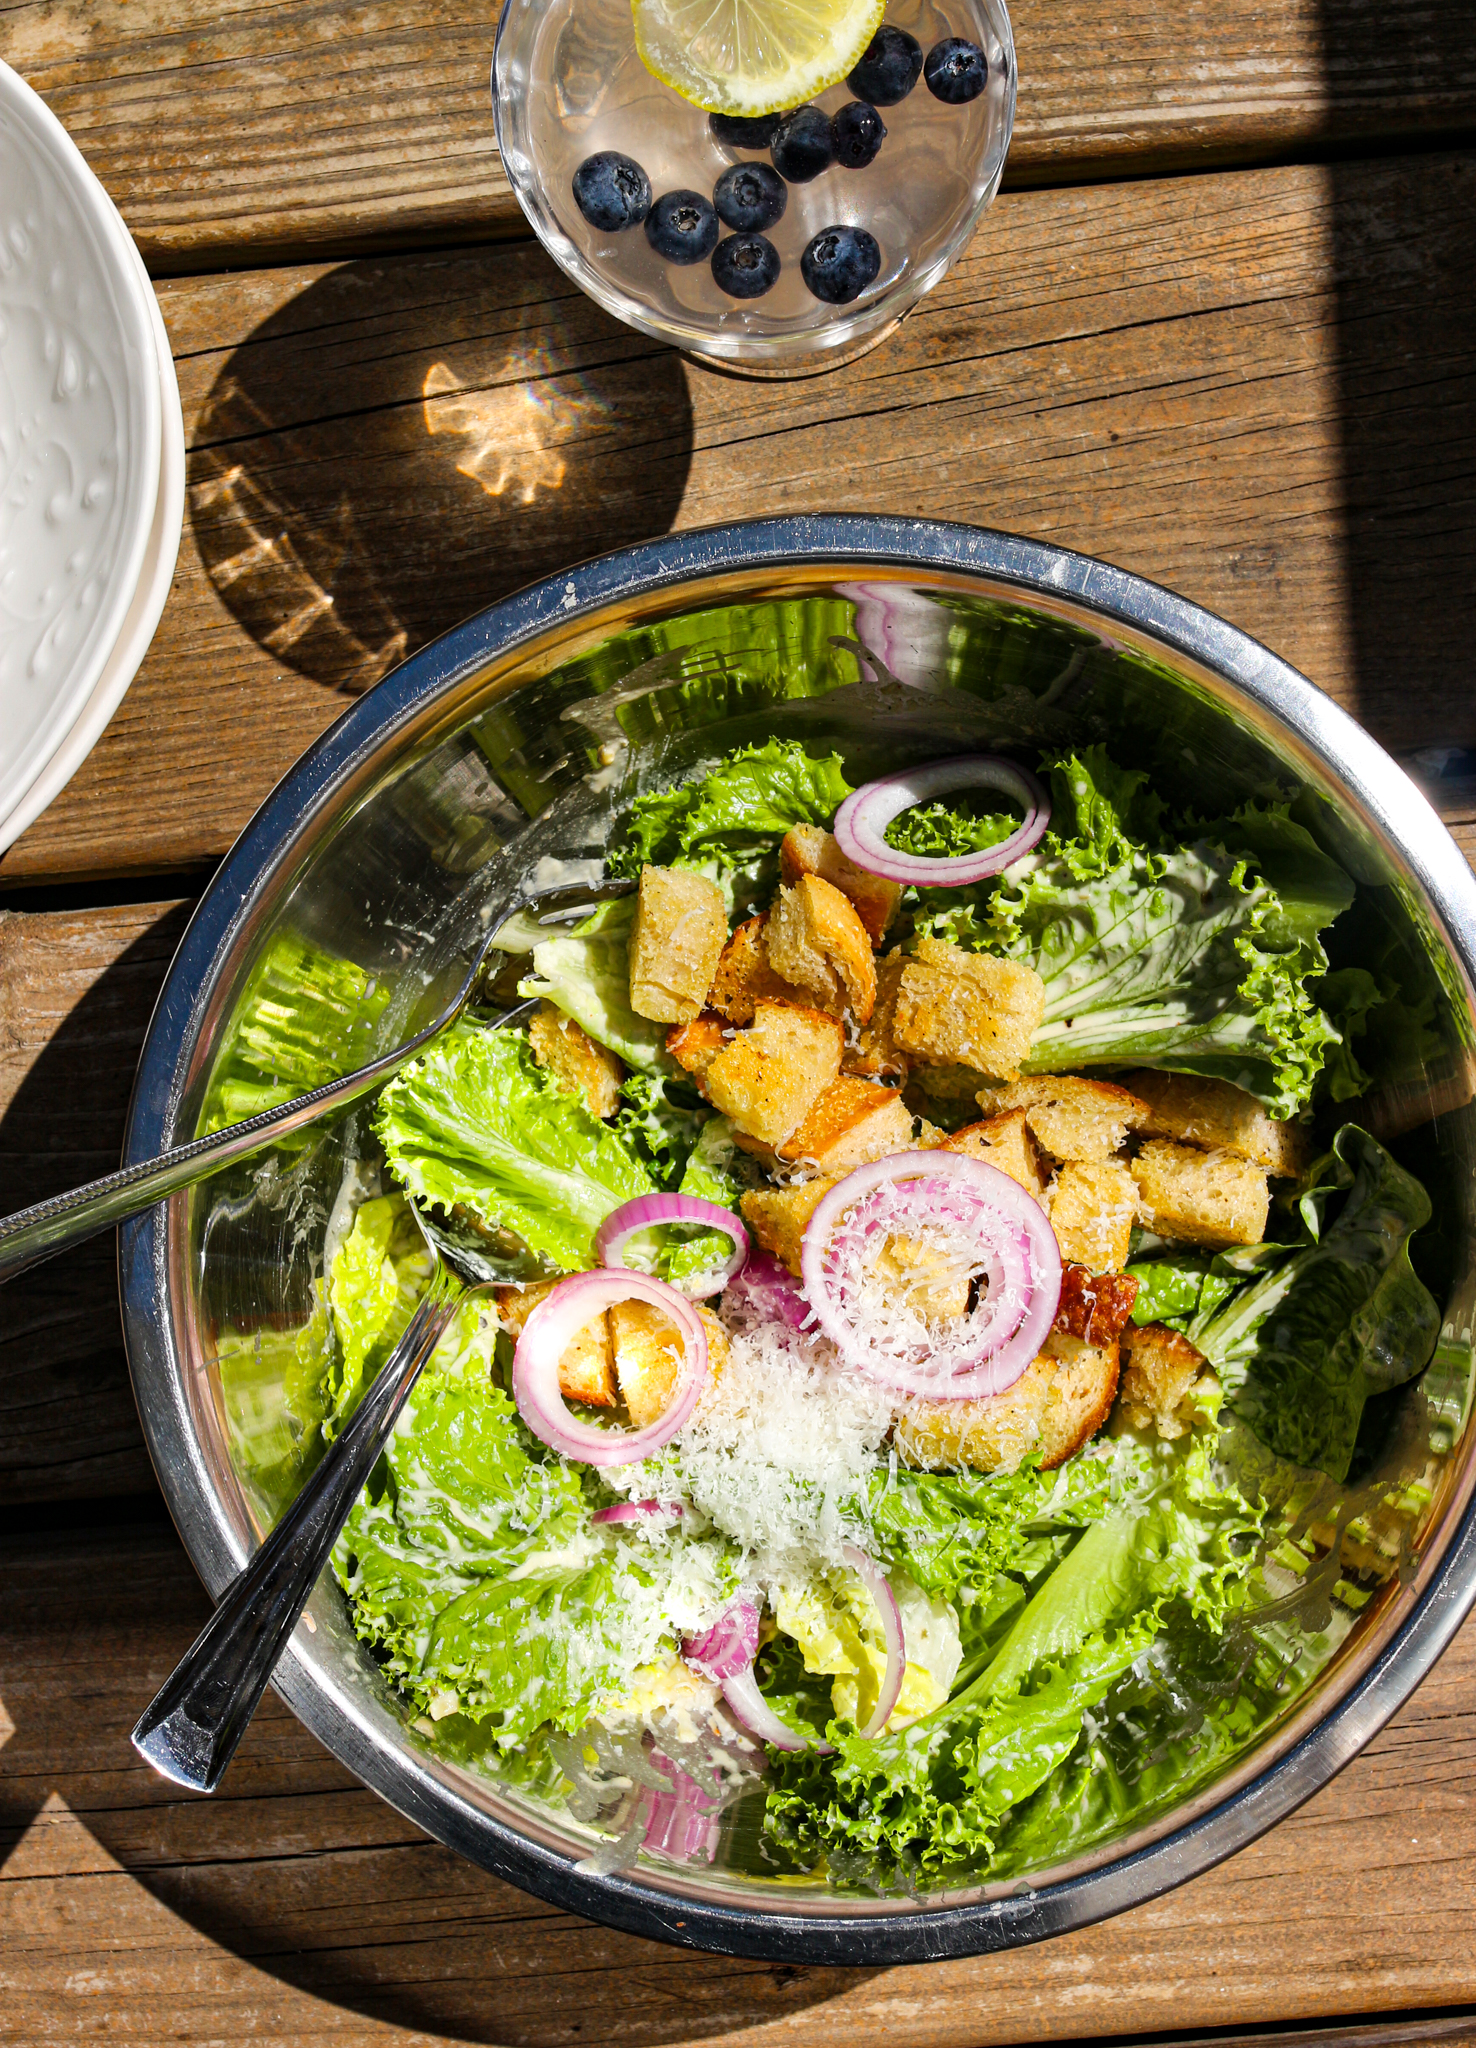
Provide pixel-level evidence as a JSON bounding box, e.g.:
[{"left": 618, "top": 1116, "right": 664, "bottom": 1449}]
[
  {"left": 132, "top": 1198, "right": 527, "bottom": 1793},
  {"left": 0, "top": 875, "right": 635, "bottom": 1286}
]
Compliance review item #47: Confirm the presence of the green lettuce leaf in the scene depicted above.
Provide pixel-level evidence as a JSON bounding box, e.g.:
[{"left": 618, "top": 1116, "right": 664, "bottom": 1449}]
[
  {"left": 884, "top": 800, "right": 1019, "bottom": 859},
  {"left": 1190, "top": 1124, "right": 1440, "bottom": 1481},
  {"left": 375, "top": 1021, "right": 655, "bottom": 1272},
  {"left": 661, "top": 1114, "right": 754, "bottom": 1288},
  {"left": 609, "top": 740, "right": 852, "bottom": 876},
  {"left": 612, "top": 1070, "right": 710, "bottom": 1189}
]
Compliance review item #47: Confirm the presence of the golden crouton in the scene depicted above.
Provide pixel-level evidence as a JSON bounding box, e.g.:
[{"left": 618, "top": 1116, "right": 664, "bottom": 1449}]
[
  {"left": 1055, "top": 1264, "right": 1140, "bottom": 1344},
  {"left": 843, "top": 952, "right": 909, "bottom": 1082},
  {"left": 665, "top": 1011, "right": 728, "bottom": 1089},
  {"left": 628, "top": 865, "right": 728, "bottom": 1024},
  {"left": 736, "top": 1076, "right": 914, "bottom": 1177},
  {"left": 705, "top": 915, "right": 799, "bottom": 1025},
  {"left": 495, "top": 1280, "right": 616, "bottom": 1408},
  {"left": 906, "top": 1059, "right": 992, "bottom": 1105},
  {"left": 939, "top": 1108, "right": 1046, "bottom": 1196},
  {"left": 1118, "top": 1322, "right": 1208, "bottom": 1439},
  {"left": 895, "top": 1331, "right": 1120, "bottom": 1475},
  {"left": 874, "top": 1234, "right": 972, "bottom": 1320},
  {"left": 977, "top": 1075, "right": 1148, "bottom": 1163},
  {"left": 766, "top": 874, "right": 878, "bottom": 1024},
  {"left": 893, "top": 938, "right": 1046, "bottom": 1080},
  {"left": 1120, "top": 1069, "right": 1311, "bottom": 1178},
  {"left": 705, "top": 999, "right": 843, "bottom": 1146},
  {"left": 1131, "top": 1138, "right": 1269, "bottom": 1249},
  {"left": 780, "top": 823, "right": 902, "bottom": 944},
  {"left": 1047, "top": 1158, "right": 1137, "bottom": 1272},
  {"left": 609, "top": 1300, "right": 729, "bottom": 1429},
  {"left": 528, "top": 1002, "right": 624, "bottom": 1119},
  {"left": 740, "top": 1176, "right": 837, "bottom": 1276}
]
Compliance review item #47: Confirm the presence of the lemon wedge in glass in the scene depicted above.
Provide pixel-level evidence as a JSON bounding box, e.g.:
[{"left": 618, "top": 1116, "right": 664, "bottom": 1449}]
[{"left": 632, "top": 0, "right": 887, "bottom": 116}]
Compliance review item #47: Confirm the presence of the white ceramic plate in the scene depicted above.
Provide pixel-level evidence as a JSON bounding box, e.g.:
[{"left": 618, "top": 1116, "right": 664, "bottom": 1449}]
[
  {"left": 0, "top": 59, "right": 162, "bottom": 836},
  {"left": 0, "top": 207, "right": 185, "bottom": 852}
]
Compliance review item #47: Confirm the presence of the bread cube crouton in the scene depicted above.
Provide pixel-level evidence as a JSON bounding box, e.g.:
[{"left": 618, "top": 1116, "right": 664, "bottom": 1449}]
[
  {"left": 894, "top": 1331, "right": 1120, "bottom": 1475},
  {"left": 666, "top": 1011, "right": 728, "bottom": 1089},
  {"left": 1118, "top": 1322, "right": 1208, "bottom": 1439},
  {"left": 705, "top": 915, "right": 800, "bottom": 1025},
  {"left": 736, "top": 1077, "right": 914, "bottom": 1177},
  {"left": 528, "top": 1002, "right": 624, "bottom": 1119},
  {"left": 496, "top": 1281, "right": 616, "bottom": 1408},
  {"left": 843, "top": 951, "right": 909, "bottom": 1082},
  {"left": 893, "top": 938, "right": 1045, "bottom": 1080},
  {"left": 766, "top": 874, "right": 878, "bottom": 1024},
  {"left": 1047, "top": 1158, "right": 1137, "bottom": 1272},
  {"left": 1055, "top": 1263, "right": 1140, "bottom": 1344},
  {"left": 939, "top": 1108, "right": 1046, "bottom": 1196},
  {"left": 977, "top": 1075, "right": 1148, "bottom": 1163},
  {"left": 780, "top": 823, "right": 902, "bottom": 944},
  {"left": 704, "top": 999, "right": 843, "bottom": 1146},
  {"left": 1120, "top": 1069, "right": 1311, "bottom": 1178},
  {"left": 874, "top": 1234, "right": 972, "bottom": 1320},
  {"left": 608, "top": 1299, "right": 729, "bottom": 1428},
  {"left": 1130, "top": 1138, "right": 1269, "bottom": 1249},
  {"left": 628, "top": 865, "right": 728, "bottom": 1024},
  {"left": 739, "top": 1177, "right": 838, "bottom": 1276}
]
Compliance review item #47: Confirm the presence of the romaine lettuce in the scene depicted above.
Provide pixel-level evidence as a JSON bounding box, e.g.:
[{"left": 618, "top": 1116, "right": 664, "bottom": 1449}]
[
  {"left": 610, "top": 739, "right": 852, "bottom": 875},
  {"left": 375, "top": 1021, "right": 655, "bottom": 1272}
]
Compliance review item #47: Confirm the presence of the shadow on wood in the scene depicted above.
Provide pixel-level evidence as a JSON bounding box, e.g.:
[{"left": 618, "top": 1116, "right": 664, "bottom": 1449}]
[
  {"left": 186, "top": 254, "right": 695, "bottom": 696},
  {"left": 0, "top": 1527, "right": 873, "bottom": 2046},
  {"left": 1320, "top": 6, "right": 1476, "bottom": 757}
]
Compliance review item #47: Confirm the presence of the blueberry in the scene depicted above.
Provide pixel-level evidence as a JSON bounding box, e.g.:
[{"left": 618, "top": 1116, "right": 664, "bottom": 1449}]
[
  {"left": 712, "top": 233, "right": 781, "bottom": 299},
  {"left": 713, "top": 161, "right": 787, "bottom": 232},
  {"left": 924, "top": 37, "right": 988, "bottom": 104},
  {"left": 644, "top": 188, "right": 720, "bottom": 264},
  {"left": 800, "top": 224, "right": 881, "bottom": 304},
  {"left": 847, "top": 25, "right": 923, "bottom": 106},
  {"left": 709, "top": 111, "right": 782, "bottom": 149},
  {"left": 770, "top": 105, "right": 833, "bottom": 183},
  {"left": 831, "top": 100, "right": 886, "bottom": 169},
  {"left": 571, "top": 151, "right": 652, "bottom": 232}
]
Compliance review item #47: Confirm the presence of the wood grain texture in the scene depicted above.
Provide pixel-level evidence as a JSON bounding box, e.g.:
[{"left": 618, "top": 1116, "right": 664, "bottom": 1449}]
[
  {"left": 3, "top": 1, "right": 1475, "bottom": 269},
  {"left": 0, "top": 903, "right": 190, "bottom": 1501},
  {"left": 3, "top": 149, "right": 1474, "bottom": 890},
  {"left": 2, "top": 1523, "right": 1476, "bottom": 2046}
]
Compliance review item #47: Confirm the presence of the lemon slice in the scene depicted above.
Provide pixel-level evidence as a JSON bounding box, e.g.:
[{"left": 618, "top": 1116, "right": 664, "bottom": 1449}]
[{"left": 632, "top": 0, "right": 886, "bottom": 116}]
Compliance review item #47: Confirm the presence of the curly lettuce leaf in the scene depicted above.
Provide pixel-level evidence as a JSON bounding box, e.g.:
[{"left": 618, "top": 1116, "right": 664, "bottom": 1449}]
[
  {"left": 1189, "top": 1125, "right": 1440, "bottom": 1481},
  {"left": 375, "top": 1021, "right": 655, "bottom": 1272},
  {"left": 921, "top": 752, "right": 1351, "bottom": 1116},
  {"left": 884, "top": 800, "right": 1019, "bottom": 859},
  {"left": 612, "top": 1070, "right": 710, "bottom": 1188},
  {"left": 609, "top": 740, "right": 852, "bottom": 876}
]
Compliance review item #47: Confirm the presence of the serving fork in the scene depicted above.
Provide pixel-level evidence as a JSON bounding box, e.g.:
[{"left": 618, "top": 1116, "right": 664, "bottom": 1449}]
[{"left": 0, "top": 874, "right": 635, "bottom": 1286}]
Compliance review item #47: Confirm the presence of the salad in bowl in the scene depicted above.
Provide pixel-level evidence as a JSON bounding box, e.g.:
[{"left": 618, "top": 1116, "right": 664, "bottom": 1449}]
[{"left": 212, "top": 719, "right": 1449, "bottom": 1894}]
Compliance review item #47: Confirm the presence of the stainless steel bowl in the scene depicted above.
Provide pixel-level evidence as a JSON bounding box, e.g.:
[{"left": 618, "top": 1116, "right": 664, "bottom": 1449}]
[{"left": 121, "top": 515, "right": 1476, "bottom": 1964}]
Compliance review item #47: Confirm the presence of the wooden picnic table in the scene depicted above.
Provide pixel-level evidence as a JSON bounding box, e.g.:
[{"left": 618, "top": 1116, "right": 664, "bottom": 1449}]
[{"left": 3, "top": 3, "right": 1476, "bottom": 2042}]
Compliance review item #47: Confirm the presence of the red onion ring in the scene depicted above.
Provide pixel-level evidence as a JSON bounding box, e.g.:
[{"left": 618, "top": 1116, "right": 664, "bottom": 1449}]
[
  {"left": 800, "top": 1151, "right": 1062, "bottom": 1399},
  {"left": 513, "top": 1271, "right": 708, "bottom": 1467},
  {"left": 843, "top": 1544, "right": 906, "bottom": 1739},
  {"left": 590, "top": 1499, "right": 685, "bottom": 1526},
  {"left": 722, "top": 1250, "right": 811, "bottom": 1331},
  {"left": 682, "top": 1599, "right": 760, "bottom": 1682},
  {"left": 595, "top": 1193, "right": 749, "bottom": 1298},
  {"left": 642, "top": 1763, "right": 725, "bottom": 1862},
  {"left": 832, "top": 755, "right": 1050, "bottom": 886},
  {"left": 717, "top": 1666, "right": 831, "bottom": 1756}
]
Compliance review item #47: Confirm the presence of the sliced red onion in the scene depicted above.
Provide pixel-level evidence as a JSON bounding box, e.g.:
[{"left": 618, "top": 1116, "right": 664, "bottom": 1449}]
[
  {"left": 717, "top": 1666, "right": 831, "bottom": 1756},
  {"left": 595, "top": 1192, "right": 749, "bottom": 1297},
  {"left": 723, "top": 1250, "right": 811, "bottom": 1331},
  {"left": 642, "top": 1764, "right": 724, "bottom": 1862},
  {"left": 800, "top": 1151, "right": 1062, "bottom": 1400},
  {"left": 513, "top": 1271, "right": 708, "bottom": 1467},
  {"left": 832, "top": 755, "right": 1050, "bottom": 886},
  {"left": 591, "top": 1499, "right": 685, "bottom": 1527},
  {"left": 682, "top": 1599, "right": 760, "bottom": 1682},
  {"left": 843, "top": 1544, "right": 906, "bottom": 1739}
]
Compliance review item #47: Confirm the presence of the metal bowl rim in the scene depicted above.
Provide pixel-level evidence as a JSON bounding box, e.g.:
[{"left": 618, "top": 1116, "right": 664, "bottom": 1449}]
[{"left": 120, "top": 511, "right": 1476, "bottom": 1965}]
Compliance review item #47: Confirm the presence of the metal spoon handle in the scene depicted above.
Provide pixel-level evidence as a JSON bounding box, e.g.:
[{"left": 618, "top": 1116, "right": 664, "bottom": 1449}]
[{"left": 132, "top": 1264, "right": 467, "bottom": 1793}]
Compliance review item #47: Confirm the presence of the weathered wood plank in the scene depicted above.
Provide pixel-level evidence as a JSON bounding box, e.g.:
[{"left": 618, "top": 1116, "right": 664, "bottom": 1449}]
[
  {"left": 2, "top": 150, "right": 1473, "bottom": 890},
  {"left": 2, "top": 1524, "right": 1475, "bottom": 2045},
  {"left": 0, "top": 903, "right": 190, "bottom": 1502},
  {"left": 3, "top": 1, "right": 1475, "bottom": 269}
]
